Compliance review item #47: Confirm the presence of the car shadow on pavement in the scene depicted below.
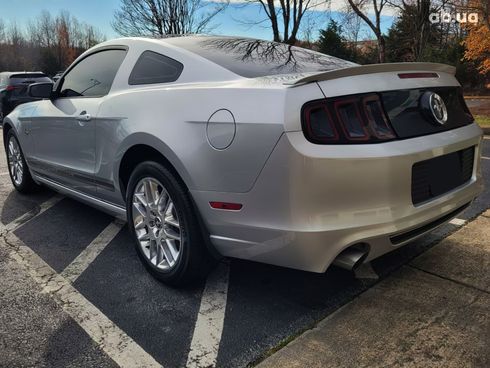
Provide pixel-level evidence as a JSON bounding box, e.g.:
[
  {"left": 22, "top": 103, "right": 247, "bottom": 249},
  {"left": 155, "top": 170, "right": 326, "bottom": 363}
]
[{"left": 0, "top": 187, "right": 55, "bottom": 225}]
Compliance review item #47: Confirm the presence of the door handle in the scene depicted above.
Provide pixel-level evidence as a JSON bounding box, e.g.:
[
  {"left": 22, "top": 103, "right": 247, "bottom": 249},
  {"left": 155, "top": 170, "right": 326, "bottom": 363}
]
[{"left": 78, "top": 111, "right": 92, "bottom": 122}]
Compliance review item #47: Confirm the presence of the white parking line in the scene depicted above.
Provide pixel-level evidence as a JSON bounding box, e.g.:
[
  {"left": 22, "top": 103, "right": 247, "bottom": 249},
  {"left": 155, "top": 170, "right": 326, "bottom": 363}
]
[
  {"left": 186, "top": 262, "right": 230, "bottom": 368},
  {"left": 61, "top": 220, "right": 125, "bottom": 283},
  {"left": 482, "top": 156, "right": 490, "bottom": 160},
  {"left": 0, "top": 194, "right": 63, "bottom": 232},
  {"left": 449, "top": 218, "right": 466, "bottom": 226},
  {"left": 1, "top": 231, "right": 161, "bottom": 368},
  {"left": 0, "top": 171, "right": 10, "bottom": 176}
]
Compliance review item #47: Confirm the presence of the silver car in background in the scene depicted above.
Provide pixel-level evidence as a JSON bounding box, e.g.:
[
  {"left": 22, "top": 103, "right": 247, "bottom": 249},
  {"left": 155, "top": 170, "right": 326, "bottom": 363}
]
[{"left": 3, "top": 36, "right": 483, "bottom": 286}]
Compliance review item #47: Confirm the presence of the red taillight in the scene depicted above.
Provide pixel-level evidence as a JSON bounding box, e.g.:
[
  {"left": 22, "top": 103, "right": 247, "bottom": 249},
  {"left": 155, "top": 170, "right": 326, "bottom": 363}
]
[
  {"left": 5, "top": 85, "right": 16, "bottom": 91},
  {"left": 334, "top": 98, "right": 369, "bottom": 141},
  {"left": 302, "top": 93, "right": 396, "bottom": 144},
  {"left": 209, "top": 202, "right": 243, "bottom": 211},
  {"left": 362, "top": 95, "right": 396, "bottom": 139},
  {"left": 303, "top": 104, "right": 339, "bottom": 143}
]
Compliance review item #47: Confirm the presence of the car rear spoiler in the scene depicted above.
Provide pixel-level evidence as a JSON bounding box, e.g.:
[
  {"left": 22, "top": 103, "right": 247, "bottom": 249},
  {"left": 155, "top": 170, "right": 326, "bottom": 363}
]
[{"left": 284, "top": 62, "right": 456, "bottom": 86}]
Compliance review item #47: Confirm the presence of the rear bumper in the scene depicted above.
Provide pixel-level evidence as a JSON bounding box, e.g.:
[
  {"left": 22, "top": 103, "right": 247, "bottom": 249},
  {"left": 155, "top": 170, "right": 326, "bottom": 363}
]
[{"left": 191, "top": 123, "right": 484, "bottom": 272}]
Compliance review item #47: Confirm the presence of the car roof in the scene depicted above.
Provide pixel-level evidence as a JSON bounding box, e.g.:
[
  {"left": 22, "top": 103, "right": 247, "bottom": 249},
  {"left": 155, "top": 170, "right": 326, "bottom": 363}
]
[{"left": 0, "top": 71, "right": 45, "bottom": 77}]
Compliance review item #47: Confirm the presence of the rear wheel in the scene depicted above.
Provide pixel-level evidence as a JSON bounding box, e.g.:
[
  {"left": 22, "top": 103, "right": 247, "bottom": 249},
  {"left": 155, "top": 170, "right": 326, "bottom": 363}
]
[
  {"left": 126, "top": 161, "right": 210, "bottom": 286},
  {"left": 6, "top": 130, "right": 38, "bottom": 193}
]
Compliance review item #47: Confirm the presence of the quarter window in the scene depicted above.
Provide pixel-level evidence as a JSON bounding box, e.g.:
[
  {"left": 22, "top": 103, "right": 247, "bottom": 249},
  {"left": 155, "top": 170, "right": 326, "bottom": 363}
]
[
  {"left": 59, "top": 49, "right": 127, "bottom": 97},
  {"left": 129, "top": 51, "right": 183, "bottom": 85}
]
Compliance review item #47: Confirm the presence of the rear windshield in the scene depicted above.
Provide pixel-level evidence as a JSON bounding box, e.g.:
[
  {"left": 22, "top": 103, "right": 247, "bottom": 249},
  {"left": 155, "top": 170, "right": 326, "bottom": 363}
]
[
  {"left": 165, "top": 36, "right": 357, "bottom": 78},
  {"left": 9, "top": 73, "right": 50, "bottom": 84}
]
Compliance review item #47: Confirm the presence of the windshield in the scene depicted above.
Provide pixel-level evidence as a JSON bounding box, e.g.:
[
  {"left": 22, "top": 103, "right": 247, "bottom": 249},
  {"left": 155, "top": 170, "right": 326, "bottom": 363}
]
[{"left": 165, "top": 36, "right": 357, "bottom": 78}]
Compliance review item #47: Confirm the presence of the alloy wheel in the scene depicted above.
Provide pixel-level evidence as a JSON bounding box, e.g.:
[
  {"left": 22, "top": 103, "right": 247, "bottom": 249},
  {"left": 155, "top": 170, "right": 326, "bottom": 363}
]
[
  {"left": 132, "top": 177, "right": 183, "bottom": 270},
  {"left": 8, "top": 136, "right": 24, "bottom": 186}
]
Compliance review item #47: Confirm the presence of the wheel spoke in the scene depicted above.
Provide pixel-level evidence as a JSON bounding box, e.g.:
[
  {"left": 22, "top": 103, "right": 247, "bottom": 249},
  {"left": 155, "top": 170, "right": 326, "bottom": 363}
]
[
  {"left": 157, "top": 190, "right": 169, "bottom": 213},
  {"left": 134, "top": 218, "right": 146, "bottom": 230},
  {"left": 156, "top": 241, "right": 164, "bottom": 266},
  {"left": 165, "top": 201, "right": 173, "bottom": 217},
  {"left": 164, "top": 227, "right": 180, "bottom": 240},
  {"left": 165, "top": 216, "right": 179, "bottom": 228},
  {"left": 133, "top": 202, "right": 147, "bottom": 218},
  {"left": 166, "top": 239, "right": 180, "bottom": 261},
  {"left": 161, "top": 239, "right": 175, "bottom": 265},
  {"left": 134, "top": 192, "right": 148, "bottom": 207},
  {"left": 137, "top": 231, "right": 150, "bottom": 242},
  {"left": 144, "top": 180, "right": 159, "bottom": 206},
  {"left": 149, "top": 239, "right": 157, "bottom": 262}
]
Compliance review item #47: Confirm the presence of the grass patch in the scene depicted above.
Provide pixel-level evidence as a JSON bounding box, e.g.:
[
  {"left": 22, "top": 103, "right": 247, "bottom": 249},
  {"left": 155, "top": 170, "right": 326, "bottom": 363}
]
[{"left": 475, "top": 115, "right": 490, "bottom": 127}]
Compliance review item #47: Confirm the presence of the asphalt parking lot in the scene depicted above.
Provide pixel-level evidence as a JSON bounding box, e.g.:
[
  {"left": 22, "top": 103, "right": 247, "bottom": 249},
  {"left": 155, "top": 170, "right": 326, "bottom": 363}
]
[{"left": 0, "top": 133, "right": 489, "bottom": 368}]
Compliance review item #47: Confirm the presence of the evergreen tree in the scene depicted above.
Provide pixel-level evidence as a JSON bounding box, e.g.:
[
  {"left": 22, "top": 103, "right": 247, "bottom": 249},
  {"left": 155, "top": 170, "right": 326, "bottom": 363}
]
[{"left": 318, "top": 20, "right": 354, "bottom": 61}]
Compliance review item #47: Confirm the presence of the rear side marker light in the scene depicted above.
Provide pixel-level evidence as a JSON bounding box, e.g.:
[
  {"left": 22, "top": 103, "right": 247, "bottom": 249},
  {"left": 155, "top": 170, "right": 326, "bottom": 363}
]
[
  {"left": 398, "top": 72, "right": 439, "bottom": 79},
  {"left": 209, "top": 202, "right": 243, "bottom": 211}
]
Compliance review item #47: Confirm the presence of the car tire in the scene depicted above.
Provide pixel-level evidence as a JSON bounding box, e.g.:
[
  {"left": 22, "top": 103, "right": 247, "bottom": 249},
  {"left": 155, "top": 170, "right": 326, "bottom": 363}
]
[
  {"left": 126, "top": 161, "right": 211, "bottom": 286},
  {"left": 5, "top": 130, "right": 39, "bottom": 193}
]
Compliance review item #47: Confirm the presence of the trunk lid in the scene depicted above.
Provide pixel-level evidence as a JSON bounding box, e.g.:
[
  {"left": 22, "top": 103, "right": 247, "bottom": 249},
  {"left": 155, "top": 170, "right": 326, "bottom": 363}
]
[{"left": 285, "top": 62, "right": 473, "bottom": 139}]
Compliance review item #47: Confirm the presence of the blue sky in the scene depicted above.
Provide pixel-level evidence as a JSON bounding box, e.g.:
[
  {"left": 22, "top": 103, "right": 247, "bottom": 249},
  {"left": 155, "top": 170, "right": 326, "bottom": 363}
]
[{"left": 0, "top": 0, "right": 394, "bottom": 41}]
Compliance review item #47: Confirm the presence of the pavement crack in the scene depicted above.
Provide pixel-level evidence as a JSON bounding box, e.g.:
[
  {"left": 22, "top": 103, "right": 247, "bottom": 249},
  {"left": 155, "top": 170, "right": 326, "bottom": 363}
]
[{"left": 408, "top": 264, "right": 489, "bottom": 295}]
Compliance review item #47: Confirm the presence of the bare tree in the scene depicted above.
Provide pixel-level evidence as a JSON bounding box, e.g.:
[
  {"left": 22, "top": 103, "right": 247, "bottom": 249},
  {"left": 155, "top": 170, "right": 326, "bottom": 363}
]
[
  {"left": 27, "top": 10, "right": 55, "bottom": 48},
  {"left": 0, "top": 19, "right": 6, "bottom": 43},
  {"left": 243, "top": 0, "right": 328, "bottom": 44},
  {"left": 112, "top": 0, "right": 228, "bottom": 36},
  {"left": 12, "top": 10, "right": 106, "bottom": 74},
  {"left": 340, "top": 6, "right": 363, "bottom": 44},
  {"left": 346, "top": 0, "right": 392, "bottom": 62}
]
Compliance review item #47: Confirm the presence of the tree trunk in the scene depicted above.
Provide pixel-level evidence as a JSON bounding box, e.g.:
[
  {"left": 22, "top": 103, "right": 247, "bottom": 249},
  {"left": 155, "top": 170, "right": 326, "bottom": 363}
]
[
  {"left": 377, "top": 35, "right": 386, "bottom": 63},
  {"left": 266, "top": 0, "right": 281, "bottom": 42}
]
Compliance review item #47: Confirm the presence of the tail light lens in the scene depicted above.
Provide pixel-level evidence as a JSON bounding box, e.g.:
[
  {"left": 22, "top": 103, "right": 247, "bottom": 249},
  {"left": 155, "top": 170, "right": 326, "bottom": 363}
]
[
  {"left": 303, "top": 104, "right": 338, "bottom": 142},
  {"left": 302, "top": 93, "right": 396, "bottom": 144},
  {"left": 5, "top": 85, "right": 16, "bottom": 91}
]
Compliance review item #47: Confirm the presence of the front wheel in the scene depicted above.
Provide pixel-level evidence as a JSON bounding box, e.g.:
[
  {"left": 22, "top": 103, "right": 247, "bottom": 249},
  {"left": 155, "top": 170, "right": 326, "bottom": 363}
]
[
  {"left": 5, "top": 130, "right": 38, "bottom": 193},
  {"left": 126, "top": 161, "right": 211, "bottom": 286}
]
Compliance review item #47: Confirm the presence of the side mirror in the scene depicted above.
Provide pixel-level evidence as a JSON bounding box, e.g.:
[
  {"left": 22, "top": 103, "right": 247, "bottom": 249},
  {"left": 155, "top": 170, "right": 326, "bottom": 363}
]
[{"left": 28, "top": 82, "right": 54, "bottom": 99}]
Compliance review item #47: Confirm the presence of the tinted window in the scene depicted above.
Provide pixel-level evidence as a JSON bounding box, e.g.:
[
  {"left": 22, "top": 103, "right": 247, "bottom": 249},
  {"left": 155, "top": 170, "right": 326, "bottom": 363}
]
[
  {"left": 165, "top": 36, "right": 357, "bottom": 78},
  {"left": 9, "top": 75, "right": 51, "bottom": 85},
  {"left": 10, "top": 73, "right": 47, "bottom": 79},
  {"left": 129, "top": 51, "right": 183, "bottom": 85},
  {"left": 60, "top": 49, "right": 126, "bottom": 97}
]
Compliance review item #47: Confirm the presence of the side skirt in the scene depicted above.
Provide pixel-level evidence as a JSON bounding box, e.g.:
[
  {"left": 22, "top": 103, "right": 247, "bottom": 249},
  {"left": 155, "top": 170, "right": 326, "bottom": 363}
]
[{"left": 33, "top": 174, "right": 127, "bottom": 220}]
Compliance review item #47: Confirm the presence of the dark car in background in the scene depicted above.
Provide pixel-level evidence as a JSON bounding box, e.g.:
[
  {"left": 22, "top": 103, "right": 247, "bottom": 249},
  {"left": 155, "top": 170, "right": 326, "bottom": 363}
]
[{"left": 0, "top": 72, "right": 52, "bottom": 123}]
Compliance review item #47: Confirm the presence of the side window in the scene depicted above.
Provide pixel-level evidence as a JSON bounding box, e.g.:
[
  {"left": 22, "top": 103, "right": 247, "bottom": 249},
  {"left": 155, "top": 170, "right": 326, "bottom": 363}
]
[
  {"left": 60, "top": 49, "right": 126, "bottom": 97},
  {"left": 128, "top": 50, "right": 183, "bottom": 85}
]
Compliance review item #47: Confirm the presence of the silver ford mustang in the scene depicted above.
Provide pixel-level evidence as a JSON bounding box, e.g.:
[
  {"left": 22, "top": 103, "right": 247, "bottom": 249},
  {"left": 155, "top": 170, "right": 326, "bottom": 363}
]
[{"left": 3, "top": 36, "right": 483, "bottom": 285}]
